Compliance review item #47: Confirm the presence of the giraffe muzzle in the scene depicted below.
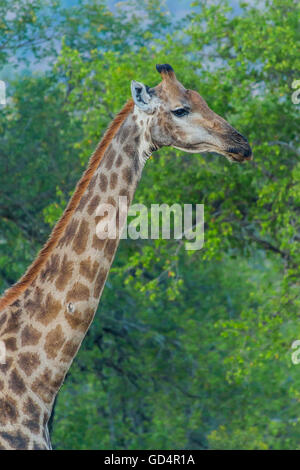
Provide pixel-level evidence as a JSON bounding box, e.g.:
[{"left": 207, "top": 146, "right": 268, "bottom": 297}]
[
  {"left": 226, "top": 144, "right": 252, "bottom": 162},
  {"left": 225, "top": 132, "right": 252, "bottom": 162}
]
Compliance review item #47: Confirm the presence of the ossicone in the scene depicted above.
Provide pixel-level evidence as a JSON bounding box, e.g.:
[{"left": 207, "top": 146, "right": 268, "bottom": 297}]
[{"left": 156, "top": 64, "right": 174, "bottom": 75}]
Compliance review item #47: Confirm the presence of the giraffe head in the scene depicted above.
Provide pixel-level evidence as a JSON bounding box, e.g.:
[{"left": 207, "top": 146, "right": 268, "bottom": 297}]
[{"left": 131, "top": 64, "right": 252, "bottom": 162}]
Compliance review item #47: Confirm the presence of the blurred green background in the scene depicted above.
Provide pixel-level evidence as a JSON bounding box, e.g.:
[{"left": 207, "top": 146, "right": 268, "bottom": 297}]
[{"left": 0, "top": 0, "right": 299, "bottom": 450}]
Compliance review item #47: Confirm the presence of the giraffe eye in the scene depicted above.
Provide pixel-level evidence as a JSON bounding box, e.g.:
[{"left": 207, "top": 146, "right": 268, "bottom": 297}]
[{"left": 171, "top": 108, "right": 190, "bottom": 117}]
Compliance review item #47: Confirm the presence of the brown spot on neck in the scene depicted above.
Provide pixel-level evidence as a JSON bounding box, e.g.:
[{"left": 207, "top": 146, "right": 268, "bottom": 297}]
[
  {"left": 79, "top": 258, "right": 100, "bottom": 282},
  {"left": 21, "top": 324, "right": 42, "bottom": 346},
  {"left": 66, "top": 282, "right": 90, "bottom": 302},
  {"left": 55, "top": 255, "right": 74, "bottom": 291},
  {"left": 9, "top": 369, "right": 26, "bottom": 395},
  {"left": 72, "top": 220, "right": 89, "bottom": 255},
  {"left": 18, "top": 352, "right": 41, "bottom": 376}
]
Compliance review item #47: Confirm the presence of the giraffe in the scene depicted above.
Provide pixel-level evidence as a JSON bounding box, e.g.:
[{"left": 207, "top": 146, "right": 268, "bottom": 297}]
[{"left": 0, "top": 64, "right": 252, "bottom": 450}]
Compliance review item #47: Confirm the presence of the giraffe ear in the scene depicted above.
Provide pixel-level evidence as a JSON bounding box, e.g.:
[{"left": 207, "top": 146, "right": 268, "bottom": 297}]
[{"left": 131, "top": 80, "right": 153, "bottom": 113}]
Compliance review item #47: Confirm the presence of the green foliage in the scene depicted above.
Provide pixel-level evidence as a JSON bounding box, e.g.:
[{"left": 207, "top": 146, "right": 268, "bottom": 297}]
[
  {"left": 0, "top": 0, "right": 61, "bottom": 67},
  {"left": 0, "top": 72, "right": 82, "bottom": 290},
  {"left": 1, "top": 0, "right": 299, "bottom": 450}
]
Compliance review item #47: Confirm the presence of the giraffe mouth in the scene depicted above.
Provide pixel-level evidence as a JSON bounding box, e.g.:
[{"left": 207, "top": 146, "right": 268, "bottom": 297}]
[
  {"left": 202, "top": 143, "right": 253, "bottom": 162},
  {"left": 225, "top": 146, "right": 253, "bottom": 162},
  {"left": 174, "top": 142, "right": 252, "bottom": 162}
]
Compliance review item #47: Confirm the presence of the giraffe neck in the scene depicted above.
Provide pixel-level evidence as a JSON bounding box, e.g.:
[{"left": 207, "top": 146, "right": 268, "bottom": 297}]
[{"left": 0, "top": 104, "right": 155, "bottom": 449}]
